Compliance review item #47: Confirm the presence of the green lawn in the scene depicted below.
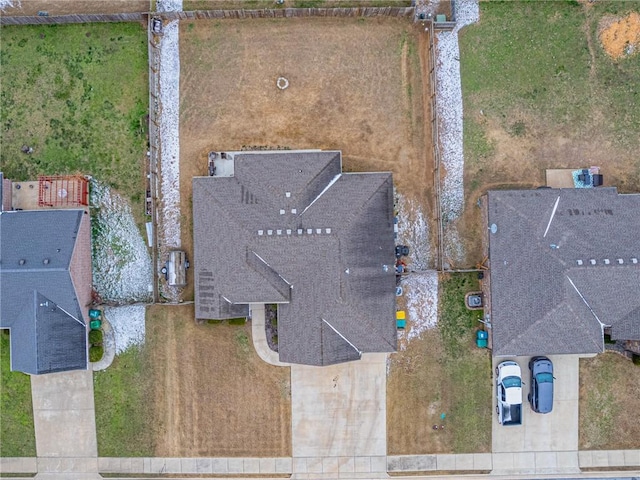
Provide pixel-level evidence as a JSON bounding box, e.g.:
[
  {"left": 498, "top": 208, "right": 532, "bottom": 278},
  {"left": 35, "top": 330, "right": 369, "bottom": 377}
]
[
  {"left": 388, "top": 273, "right": 492, "bottom": 454},
  {"left": 438, "top": 273, "right": 491, "bottom": 453},
  {"left": 93, "top": 345, "right": 154, "bottom": 457},
  {"left": 0, "top": 332, "right": 36, "bottom": 457},
  {"left": 461, "top": 1, "right": 640, "bottom": 155},
  {"left": 457, "top": 0, "right": 640, "bottom": 264},
  {"left": 0, "top": 23, "right": 148, "bottom": 207}
]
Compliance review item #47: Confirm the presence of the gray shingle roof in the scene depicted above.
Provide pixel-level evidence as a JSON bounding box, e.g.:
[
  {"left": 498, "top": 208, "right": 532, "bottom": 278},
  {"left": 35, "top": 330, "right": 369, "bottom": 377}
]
[
  {"left": 486, "top": 188, "right": 640, "bottom": 356},
  {"left": 0, "top": 210, "right": 88, "bottom": 374},
  {"left": 193, "top": 151, "right": 397, "bottom": 366}
]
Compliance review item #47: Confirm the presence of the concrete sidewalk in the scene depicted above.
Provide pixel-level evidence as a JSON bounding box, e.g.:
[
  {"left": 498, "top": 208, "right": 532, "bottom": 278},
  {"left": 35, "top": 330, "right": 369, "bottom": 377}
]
[
  {"left": 250, "top": 303, "right": 291, "bottom": 367},
  {"left": 2, "top": 450, "right": 639, "bottom": 477},
  {"left": 30, "top": 369, "right": 100, "bottom": 479}
]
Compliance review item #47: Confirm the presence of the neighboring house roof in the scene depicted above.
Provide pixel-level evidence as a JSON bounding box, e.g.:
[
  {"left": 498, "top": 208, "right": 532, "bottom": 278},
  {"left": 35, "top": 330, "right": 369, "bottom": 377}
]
[
  {"left": 0, "top": 209, "right": 90, "bottom": 374},
  {"left": 193, "top": 150, "right": 397, "bottom": 366},
  {"left": 486, "top": 187, "right": 640, "bottom": 357}
]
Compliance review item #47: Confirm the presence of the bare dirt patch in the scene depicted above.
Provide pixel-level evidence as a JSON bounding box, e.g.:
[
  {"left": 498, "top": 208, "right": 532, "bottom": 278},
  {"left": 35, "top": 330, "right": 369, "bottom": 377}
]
[
  {"left": 579, "top": 352, "right": 640, "bottom": 450},
  {"left": 178, "top": 17, "right": 435, "bottom": 277},
  {"left": 1, "top": 0, "right": 149, "bottom": 15},
  {"left": 147, "top": 304, "right": 291, "bottom": 456},
  {"left": 599, "top": 12, "right": 640, "bottom": 60}
]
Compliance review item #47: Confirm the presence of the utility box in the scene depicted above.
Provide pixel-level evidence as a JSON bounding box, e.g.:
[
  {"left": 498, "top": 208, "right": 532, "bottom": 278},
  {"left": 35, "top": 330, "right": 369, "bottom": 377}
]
[{"left": 162, "top": 250, "right": 189, "bottom": 287}]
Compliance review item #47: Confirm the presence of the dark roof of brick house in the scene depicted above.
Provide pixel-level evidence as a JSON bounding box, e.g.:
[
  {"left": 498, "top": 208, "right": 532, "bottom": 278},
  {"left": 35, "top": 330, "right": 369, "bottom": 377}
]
[
  {"left": 486, "top": 187, "right": 640, "bottom": 357},
  {"left": 193, "top": 151, "right": 397, "bottom": 366},
  {"left": 0, "top": 209, "right": 90, "bottom": 374}
]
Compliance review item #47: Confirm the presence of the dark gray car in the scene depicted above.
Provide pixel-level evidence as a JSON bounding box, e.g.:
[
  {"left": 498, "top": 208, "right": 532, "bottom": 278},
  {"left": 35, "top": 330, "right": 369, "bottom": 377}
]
[{"left": 528, "top": 356, "right": 554, "bottom": 413}]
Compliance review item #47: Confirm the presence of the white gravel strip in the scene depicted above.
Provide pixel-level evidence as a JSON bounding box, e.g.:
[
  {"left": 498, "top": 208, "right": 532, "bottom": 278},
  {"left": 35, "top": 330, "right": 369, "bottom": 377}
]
[
  {"left": 435, "top": 0, "right": 479, "bottom": 264},
  {"left": 395, "top": 193, "right": 431, "bottom": 271},
  {"left": 435, "top": 0, "right": 479, "bottom": 223},
  {"left": 0, "top": 0, "right": 18, "bottom": 10},
  {"left": 398, "top": 271, "right": 438, "bottom": 348},
  {"left": 156, "top": 0, "right": 182, "bottom": 12},
  {"left": 103, "top": 305, "right": 146, "bottom": 355},
  {"left": 91, "top": 181, "right": 153, "bottom": 303},
  {"left": 158, "top": 20, "right": 182, "bottom": 249}
]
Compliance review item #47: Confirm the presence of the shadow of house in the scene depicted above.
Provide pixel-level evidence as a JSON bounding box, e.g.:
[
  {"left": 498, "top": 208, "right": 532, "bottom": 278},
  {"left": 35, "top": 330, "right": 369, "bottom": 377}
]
[
  {"left": 481, "top": 187, "right": 640, "bottom": 357},
  {"left": 0, "top": 207, "right": 92, "bottom": 375},
  {"left": 193, "top": 150, "right": 397, "bottom": 366}
]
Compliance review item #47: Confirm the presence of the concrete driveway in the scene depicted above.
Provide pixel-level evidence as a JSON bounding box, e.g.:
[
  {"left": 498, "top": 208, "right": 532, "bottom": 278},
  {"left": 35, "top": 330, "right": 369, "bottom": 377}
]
[
  {"left": 30, "top": 370, "right": 100, "bottom": 478},
  {"left": 492, "top": 354, "right": 580, "bottom": 453},
  {"left": 291, "top": 353, "right": 387, "bottom": 458}
]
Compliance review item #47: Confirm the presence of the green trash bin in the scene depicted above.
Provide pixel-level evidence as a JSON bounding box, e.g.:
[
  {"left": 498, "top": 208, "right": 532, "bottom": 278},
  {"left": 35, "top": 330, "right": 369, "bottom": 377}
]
[
  {"left": 90, "top": 319, "right": 102, "bottom": 330},
  {"left": 89, "top": 309, "right": 102, "bottom": 320},
  {"left": 476, "top": 330, "right": 488, "bottom": 348}
]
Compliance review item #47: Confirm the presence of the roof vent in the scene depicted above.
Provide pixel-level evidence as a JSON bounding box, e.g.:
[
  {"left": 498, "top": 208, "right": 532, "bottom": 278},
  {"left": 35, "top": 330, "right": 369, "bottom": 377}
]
[
  {"left": 285, "top": 192, "right": 291, "bottom": 198},
  {"left": 490, "top": 223, "right": 498, "bottom": 234},
  {"left": 291, "top": 208, "right": 297, "bottom": 214},
  {"left": 43, "top": 258, "right": 50, "bottom": 265},
  {"left": 576, "top": 259, "right": 583, "bottom": 266},
  {"left": 325, "top": 228, "right": 331, "bottom": 234},
  {"left": 297, "top": 229, "right": 303, "bottom": 235},
  {"left": 617, "top": 258, "right": 624, "bottom": 264},
  {"left": 604, "top": 259, "right": 610, "bottom": 265},
  {"left": 316, "top": 228, "right": 322, "bottom": 234},
  {"left": 307, "top": 228, "right": 313, "bottom": 234},
  {"left": 632, "top": 258, "right": 638, "bottom": 264},
  {"left": 258, "top": 230, "right": 264, "bottom": 235},
  {"left": 590, "top": 259, "right": 596, "bottom": 265},
  {"left": 279, "top": 209, "right": 285, "bottom": 215},
  {"left": 19, "top": 259, "right": 26, "bottom": 265},
  {"left": 276, "top": 229, "right": 282, "bottom": 235},
  {"left": 267, "top": 230, "right": 273, "bottom": 236},
  {"left": 286, "top": 229, "right": 292, "bottom": 235}
]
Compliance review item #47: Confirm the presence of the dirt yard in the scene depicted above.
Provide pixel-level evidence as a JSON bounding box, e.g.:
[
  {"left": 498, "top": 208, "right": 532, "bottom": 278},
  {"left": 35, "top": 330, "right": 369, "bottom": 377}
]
[
  {"left": 579, "top": 352, "right": 640, "bottom": 450},
  {"left": 178, "top": 17, "right": 434, "bottom": 291},
  {"left": 599, "top": 12, "right": 640, "bottom": 60},
  {"left": 146, "top": 304, "right": 291, "bottom": 456},
  {"left": 0, "top": 0, "right": 149, "bottom": 15}
]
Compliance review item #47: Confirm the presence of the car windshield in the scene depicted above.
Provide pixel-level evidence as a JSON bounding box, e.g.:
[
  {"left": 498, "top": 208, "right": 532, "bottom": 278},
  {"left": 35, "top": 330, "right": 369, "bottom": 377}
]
[
  {"left": 537, "top": 372, "right": 554, "bottom": 384},
  {"left": 503, "top": 376, "right": 521, "bottom": 388}
]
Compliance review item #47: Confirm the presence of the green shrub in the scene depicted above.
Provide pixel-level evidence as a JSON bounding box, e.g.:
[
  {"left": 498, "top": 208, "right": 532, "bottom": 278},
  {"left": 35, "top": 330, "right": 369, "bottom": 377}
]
[
  {"left": 604, "top": 334, "right": 616, "bottom": 345},
  {"left": 272, "top": 335, "right": 278, "bottom": 345},
  {"left": 207, "top": 319, "right": 223, "bottom": 325},
  {"left": 89, "top": 329, "right": 103, "bottom": 345},
  {"left": 633, "top": 354, "right": 640, "bottom": 366},
  {"left": 228, "top": 318, "right": 246, "bottom": 325},
  {"left": 89, "top": 345, "right": 104, "bottom": 363}
]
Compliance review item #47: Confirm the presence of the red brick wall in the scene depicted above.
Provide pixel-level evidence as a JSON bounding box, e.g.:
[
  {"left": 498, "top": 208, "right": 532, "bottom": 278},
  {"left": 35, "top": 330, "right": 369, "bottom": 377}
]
[{"left": 69, "top": 211, "right": 93, "bottom": 324}]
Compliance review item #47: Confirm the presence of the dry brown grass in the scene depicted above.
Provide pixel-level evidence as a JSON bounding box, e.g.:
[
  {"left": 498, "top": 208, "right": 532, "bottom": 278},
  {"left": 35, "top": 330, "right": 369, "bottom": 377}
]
[
  {"left": 579, "top": 352, "right": 640, "bottom": 450},
  {"left": 147, "top": 304, "right": 291, "bottom": 456},
  {"left": 177, "top": 17, "right": 434, "bottom": 292}
]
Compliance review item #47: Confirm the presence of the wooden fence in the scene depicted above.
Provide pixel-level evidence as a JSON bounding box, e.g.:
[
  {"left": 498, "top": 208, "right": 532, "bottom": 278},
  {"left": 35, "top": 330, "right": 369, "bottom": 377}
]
[
  {"left": 424, "top": 19, "right": 444, "bottom": 272},
  {"left": 0, "top": 7, "right": 414, "bottom": 25},
  {"left": 148, "top": 20, "right": 161, "bottom": 303}
]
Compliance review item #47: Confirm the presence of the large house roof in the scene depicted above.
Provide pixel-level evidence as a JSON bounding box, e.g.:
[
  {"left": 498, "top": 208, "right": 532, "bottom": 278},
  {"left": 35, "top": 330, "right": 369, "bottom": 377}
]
[
  {"left": 193, "top": 150, "right": 397, "bottom": 366},
  {"left": 0, "top": 209, "right": 89, "bottom": 374},
  {"left": 486, "top": 187, "right": 640, "bottom": 357}
]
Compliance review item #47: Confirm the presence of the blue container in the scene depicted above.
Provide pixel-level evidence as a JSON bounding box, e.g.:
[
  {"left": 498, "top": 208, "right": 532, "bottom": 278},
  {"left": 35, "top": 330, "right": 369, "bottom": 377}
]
[{"left": 476, "top": 330, "right": 488, "bottom": 348}]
